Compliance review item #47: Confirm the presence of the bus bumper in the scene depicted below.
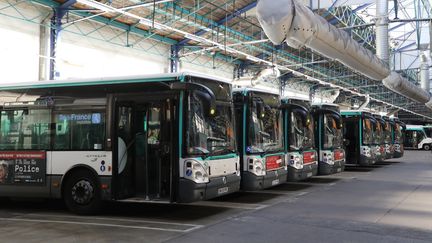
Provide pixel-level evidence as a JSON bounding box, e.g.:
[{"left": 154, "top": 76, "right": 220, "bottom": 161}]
[
  {"left": 319, "top": 160, "right": 345, "bottom": 175},
  {"left": 241, "top": 168, "right": 288, "bottom": 191},
  {"left": 177, "top": 174, "right": 240, "bottom": 203},
  {"left": 359, "top": 155, "right": 375, "bottom": 166},
  {"left": 287, "top": 163, "right": 318, "bottom": 181}
]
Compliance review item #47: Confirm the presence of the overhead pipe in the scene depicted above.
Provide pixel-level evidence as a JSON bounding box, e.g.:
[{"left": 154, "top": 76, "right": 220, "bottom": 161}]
[
  {"left": 376, "top": 0, "right": 390, "bottom": 63},
  {"left": 256, "top": 0, "right": 432, "bottom": 108}
]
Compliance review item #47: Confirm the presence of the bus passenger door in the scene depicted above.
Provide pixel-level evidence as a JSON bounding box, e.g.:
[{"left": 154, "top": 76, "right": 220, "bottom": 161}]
[{"left": 135, "top": 100, "right": 173, "bottom": 201}]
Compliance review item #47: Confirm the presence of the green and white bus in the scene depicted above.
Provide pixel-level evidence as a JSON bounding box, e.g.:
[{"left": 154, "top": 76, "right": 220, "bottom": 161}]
[
  {"left": 340, "top": 111, "right": 377, "bottom": 166},
  {"left": 382, "top": 116, "right": 395, "bottom": 159},
  {"left": 0, "top": 73, "right": 241, "bottom": 214},
  {"left": 372, "top": 114, "right": 386, "bottom": 162},
  {"left": 404, "top": 125, "right": 432, "bottom": 150},
  {"left": 392, "top": 118, "right": 405, "bottom": 158},
  {"left": 281, "top": 98, "right": 318, "bottom": 181},
  {"left": 311, "top": 104, "right": 345, "bottom": 175},
  {"left": 233, "top": 88, "right": 287, "bottom": 190}
]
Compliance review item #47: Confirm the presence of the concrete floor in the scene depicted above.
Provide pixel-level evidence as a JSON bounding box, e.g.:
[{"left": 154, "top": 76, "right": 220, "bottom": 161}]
[{"left": 1, "top": 150, "right": 432, "bottom": 242}]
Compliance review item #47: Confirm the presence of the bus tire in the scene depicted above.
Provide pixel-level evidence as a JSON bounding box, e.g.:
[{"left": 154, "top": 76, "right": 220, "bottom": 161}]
[
  {"left": 63, "top": 169, "right": 102, "bottom": 215},
  {"left": 423, "top": 144, "right": 431, "bottom": 151}
]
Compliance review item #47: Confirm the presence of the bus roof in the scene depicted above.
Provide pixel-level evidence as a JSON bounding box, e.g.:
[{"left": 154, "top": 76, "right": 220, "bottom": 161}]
[
  {"left": 405, "top": 125, "right": 426, "bottom": 131},
  {"left": 232, "top": 87, "right": 280, "bottom": 95},
  {"left": 0, "top": 72, "right": 232, "bottom": 91}
]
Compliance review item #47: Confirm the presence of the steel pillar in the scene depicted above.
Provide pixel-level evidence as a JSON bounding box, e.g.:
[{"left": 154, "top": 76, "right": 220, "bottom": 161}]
[{"left": 170, "top": 45, "right": 180, "bottom": 73}]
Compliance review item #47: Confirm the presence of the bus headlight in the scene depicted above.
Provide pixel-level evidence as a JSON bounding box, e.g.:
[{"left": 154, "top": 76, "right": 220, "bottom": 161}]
[
  {"left": 288, "top": 154, "right": 303, "bottom": 170},
  {"left": 184, "top": 160, "right": 209, "bottom": 184},
  {"left": 361, "top": 146, "right": 371, "bottom": 157},
  {"left": 249, "top": 158, "right": 266, "bottom": 176},
  {"left": 322, "top": 152, "right": 334, "bottom": 165}
]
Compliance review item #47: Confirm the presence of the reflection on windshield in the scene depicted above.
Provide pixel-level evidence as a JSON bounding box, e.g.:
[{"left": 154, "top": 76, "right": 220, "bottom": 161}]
[
  {"left": 290, "top": 112, "right": 314, "bottom": 151},
  {"left": 394, "top": 124, "right": 402, "bottom": 143},
  {"left": 362, "top": 119, "right": 374, "bottom": 145},
  {"left": 186, "top": 94, "right": 235, "bottom": 156},
  {"left": 373, "top": 122, "right": 384, "bottom": 144},
  {"left": 384, "top": 122, "right": 392, "bottom": 143},
  {"left": 323, "top": 114, "right": 342, "bottom": 149},
  {"left": 248, "top": 105, "right": 283, "bottom": 154}
]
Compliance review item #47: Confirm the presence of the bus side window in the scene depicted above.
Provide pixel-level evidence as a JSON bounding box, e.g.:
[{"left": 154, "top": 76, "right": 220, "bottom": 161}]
[
  {"left": 0, "top": 109, "right": 51, "bottom": 150},
  {"left": 53, "top": 111, "right": 106, "bottom": 151}
]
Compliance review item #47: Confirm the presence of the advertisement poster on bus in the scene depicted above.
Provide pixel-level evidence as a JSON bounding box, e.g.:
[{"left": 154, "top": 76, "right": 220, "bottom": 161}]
[{"left": 0, "top": 151, "right": 46, "bottom": 185}]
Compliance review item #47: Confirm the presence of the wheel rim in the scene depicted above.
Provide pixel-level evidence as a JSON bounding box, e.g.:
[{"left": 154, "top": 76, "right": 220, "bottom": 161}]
[{"left": 71, "top": 179, "right": 94, "bottom": 205}]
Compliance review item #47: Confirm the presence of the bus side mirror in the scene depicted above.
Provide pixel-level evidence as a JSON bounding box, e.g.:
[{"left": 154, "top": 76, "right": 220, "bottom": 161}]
[{"left": 170, "top": 82, "right": 216, "bottom": 117}]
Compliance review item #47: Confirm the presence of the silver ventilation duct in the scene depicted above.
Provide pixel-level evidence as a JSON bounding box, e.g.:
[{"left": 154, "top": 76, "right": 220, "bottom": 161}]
[
  {"left": 256, "top": 0, "right": 390, "bottom": 80},
  {"left": 375, "top": 0, "right": 389, "bottom": 63},
  {"left": 383, "top": 72, "right": 430, "bottom": 103},
  {"left": 256, "top": 0, "right": 432, "bottom": 108}
]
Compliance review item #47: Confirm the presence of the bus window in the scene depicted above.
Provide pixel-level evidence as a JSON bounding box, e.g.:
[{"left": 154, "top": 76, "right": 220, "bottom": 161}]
[
  {"left": 53, "top": 111, "right": 106, "bottom": 150},
  {"left": 0, "top": 109, "right": 51, "bottom": 150}
]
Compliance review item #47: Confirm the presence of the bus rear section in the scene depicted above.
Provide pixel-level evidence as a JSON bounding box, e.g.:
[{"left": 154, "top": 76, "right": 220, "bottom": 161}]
[
  {"left": 341, "top": 111, "right": 377, "bottom": 166},
  {"left": 233, "top": 89, "right": 287, "bottom": 191},
  {"left": 0, "top": 73, "right": 241, "bottom": 214},
  {"left": 392, "top": 118, "right": 405, "bottom": 158},
  {"left": 404, "top": 125, "right": 432, "bottom": 151},
  {"left": 282, "top": 98, "right": 318, "bottom": 181},
  {"left": 312, "top": 104, "right": 345, "bottom": 175}
]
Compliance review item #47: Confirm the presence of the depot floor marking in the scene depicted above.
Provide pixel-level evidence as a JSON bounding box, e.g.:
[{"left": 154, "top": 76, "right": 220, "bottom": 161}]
[{"left": 1, "top": 214, "right": 203, "bottom": 233}]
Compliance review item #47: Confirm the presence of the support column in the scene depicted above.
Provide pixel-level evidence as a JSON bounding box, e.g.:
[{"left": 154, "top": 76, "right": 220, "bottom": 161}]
[
  {"left": 39, "top": 15, "right": 51, "bottom": 81},
  {"left": 49, "top": 0, "right": 76, "bottom": 80},
  {"left": 170, "top": 45, "right": 180, "bottom": 73},
  {"left": 376, "top": 0, "right": 389, "bottom": 64}
]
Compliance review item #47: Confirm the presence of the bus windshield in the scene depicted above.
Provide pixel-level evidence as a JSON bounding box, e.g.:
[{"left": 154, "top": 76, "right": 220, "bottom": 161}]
[
  {"left": 290, "top": 112, "right": 314, "bottom": 151},
  {"left": 384, "top": 122, "right": 392, "bottom": 143},
  {"left": 373, "top": 122, "right": 383, "bottom": 144},
  {"left": 186, "top": 94, "right": 235, "bottom": 157},
  {"left": 362, "top": 118, "right": 374, "bottom": 145},
  {"left": 394, "top": 123, "right": 403, "bottom": 143},
  {"left": 248, "top": 102, "right": 283, "bottom": 154},
  {"left": 323, "top": 114, "right": 342, "bottom": 149}
]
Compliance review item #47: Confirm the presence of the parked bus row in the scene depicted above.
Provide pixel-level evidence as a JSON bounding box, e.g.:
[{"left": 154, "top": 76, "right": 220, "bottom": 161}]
[{"left": 0, "top": 73, "right": 403, "bottom": 214}]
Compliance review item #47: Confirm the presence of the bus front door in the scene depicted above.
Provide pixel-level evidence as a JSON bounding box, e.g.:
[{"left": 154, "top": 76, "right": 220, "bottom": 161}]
[{"left": 115, "top": 99, "right": 174, "bottom": 201}]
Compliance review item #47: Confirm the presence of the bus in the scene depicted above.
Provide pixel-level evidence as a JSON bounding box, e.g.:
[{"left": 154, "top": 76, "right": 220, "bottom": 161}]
[
  {"left": 404, "top": 125, "right": 432, "bottom": 150},
  {"left": 0, "top": 73, "right": 241, "bottom": 214},
  {"left": 340, "top": 110, "right": 376, "bottom": 166},
  {"left": 281, "top": 98, "right": 317, "bottom": 181},
  {"left": 372, "top": 114, "right": 386, "bottom": 162},
  {"left": 311, "top": 104, "right": 345, "bottom": 174},
  {"left": 382, "top": 116, "right": 395, "bottom": 159},
  {"left": 233, "top": 88, "right": 287, "bottom": 190},
  {"left": 392, "top": 118, "right": 405, "bottom": 158}
]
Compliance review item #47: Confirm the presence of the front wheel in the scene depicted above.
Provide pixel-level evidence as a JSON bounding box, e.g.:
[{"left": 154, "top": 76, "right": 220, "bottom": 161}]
[
  {"left": 63, "top": 170, "right": 102, "bottom": 215},
  {"left": 423, "top": 144, "right": 431, "bottom": 151}
]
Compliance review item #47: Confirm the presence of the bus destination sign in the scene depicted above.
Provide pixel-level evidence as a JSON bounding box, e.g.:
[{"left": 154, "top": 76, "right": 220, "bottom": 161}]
[{"left": 0, "top": 151, "right": 46, "bottom": 185}]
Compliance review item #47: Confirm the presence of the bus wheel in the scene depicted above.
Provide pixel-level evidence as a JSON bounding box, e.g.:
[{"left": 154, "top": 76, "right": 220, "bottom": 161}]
[
  {"left": 63, "top": 170, "right": 101, "bottom": 215},
  {"left": 423, "top": 144, "right": 431, "bottom": 151}
]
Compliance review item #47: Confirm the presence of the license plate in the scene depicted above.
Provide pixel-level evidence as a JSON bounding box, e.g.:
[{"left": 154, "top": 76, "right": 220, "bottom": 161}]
[
  {"left": 307, "top": 172, "right": 313, "bottom": 177},
  {"left": 218, "top": 187, "right": 229, "bottom": 195},
  {"left": 337, "top": 168, "right": 342, "bottom": 172},
  {"left": 271, "top": 179, "right": 280, "bottom": 185}
]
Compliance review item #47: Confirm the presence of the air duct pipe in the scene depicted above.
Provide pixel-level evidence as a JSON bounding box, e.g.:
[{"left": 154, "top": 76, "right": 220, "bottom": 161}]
[
  {"left": 256, "top": 0, "right": 432, "bottom": 108},
  {"left": 376, "top": 0, "right": 390, "bottom": 63},
  {"left": 256, "top": 0, "right": 390, "bottom": 81},
  {"left": 420, "top": 54, "right": 430, "bottom": 92},
  {"left": 383, "top": 72, "right": 430, "bottom": 103}
]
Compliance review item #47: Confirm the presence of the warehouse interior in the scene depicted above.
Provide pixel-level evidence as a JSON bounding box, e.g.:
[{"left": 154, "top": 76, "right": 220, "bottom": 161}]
[{"left": 0, "top": 0, "right": 432, "bottom": 242}]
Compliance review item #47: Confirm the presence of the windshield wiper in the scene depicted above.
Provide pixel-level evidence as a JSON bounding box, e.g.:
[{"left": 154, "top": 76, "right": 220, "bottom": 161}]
[{"left": 207, "top": 137, "right": 225, "bottom": 142}]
